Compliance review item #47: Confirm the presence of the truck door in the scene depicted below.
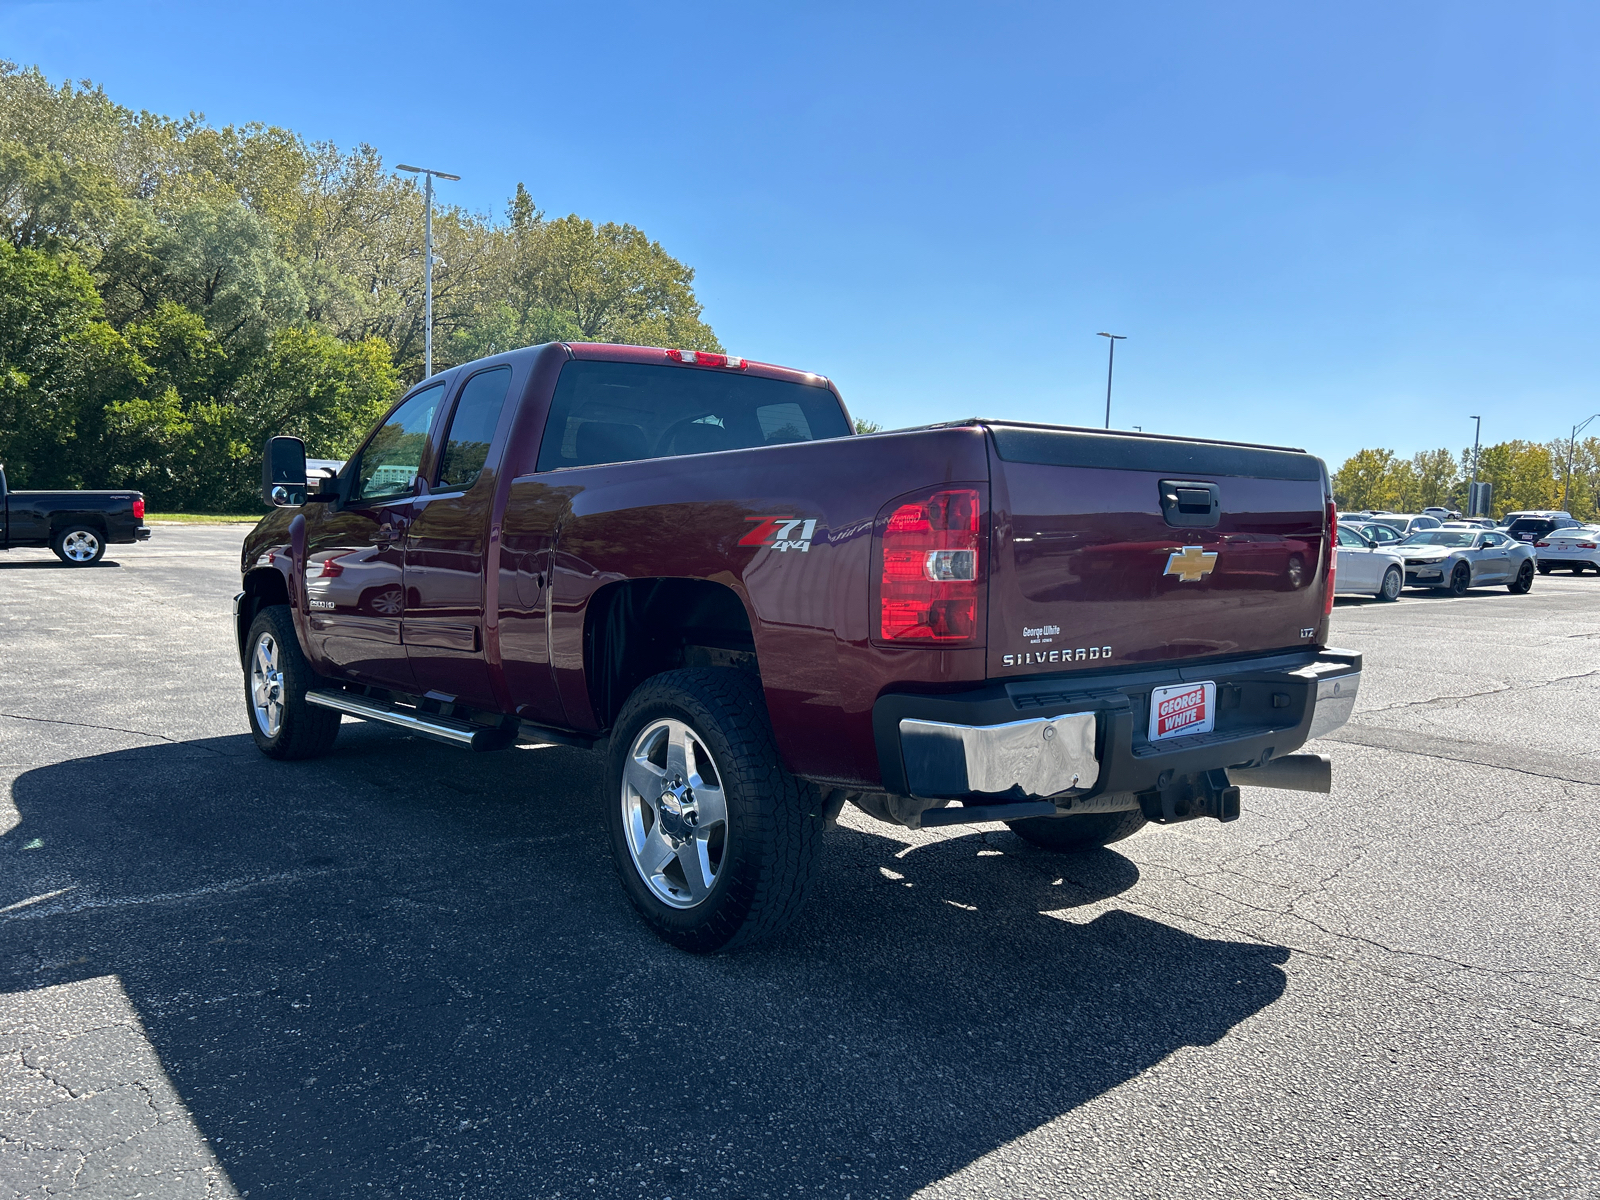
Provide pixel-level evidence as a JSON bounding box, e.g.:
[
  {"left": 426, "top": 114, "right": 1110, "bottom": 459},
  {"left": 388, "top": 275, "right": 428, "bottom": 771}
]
[
  {"left": 303, "top": 382, "right": 445, "bottom": 693},
  {"left": 403, "top": 365, "right": 515, "bottom": 711}
]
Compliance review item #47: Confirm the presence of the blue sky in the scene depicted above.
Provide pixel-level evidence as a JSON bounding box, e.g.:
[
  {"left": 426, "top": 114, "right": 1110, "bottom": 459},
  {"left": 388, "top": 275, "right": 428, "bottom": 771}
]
[{"left": 4, "top": 0, "right": 1597, "bottom": 468}]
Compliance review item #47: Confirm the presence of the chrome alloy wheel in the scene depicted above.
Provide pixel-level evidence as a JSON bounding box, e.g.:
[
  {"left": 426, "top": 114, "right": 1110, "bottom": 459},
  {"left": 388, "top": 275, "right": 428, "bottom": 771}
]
[
  {"left": 620, "top": 718, "right": 729, "bottom": 909},
  {"left": 60, "top": 529, "right": 101, "bottom": 562},
  {"left": 250, "top": 632, "right": 286, "bottom": 738}
]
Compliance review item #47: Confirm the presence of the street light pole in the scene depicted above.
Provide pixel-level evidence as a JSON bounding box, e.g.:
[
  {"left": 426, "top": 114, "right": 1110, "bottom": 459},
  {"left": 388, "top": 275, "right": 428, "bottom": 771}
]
[
  {"left": 1468, "top": 415, "right": 1482, "bottom": 515},
  {"left": 396, "top": 163, "right": 461, "bottom": 378},
  {"left": 1562, "top": 413, "right": 1600, "bottom": 513},
  {"left": 1097, "top": 332, "right": 1126, "bottom": 429}
]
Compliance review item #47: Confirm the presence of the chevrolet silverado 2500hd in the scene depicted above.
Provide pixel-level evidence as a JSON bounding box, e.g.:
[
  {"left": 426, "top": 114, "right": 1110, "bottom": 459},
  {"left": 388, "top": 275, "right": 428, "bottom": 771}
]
[{"left": 236, "top": 341, "right": 1360, "bottom": 951}]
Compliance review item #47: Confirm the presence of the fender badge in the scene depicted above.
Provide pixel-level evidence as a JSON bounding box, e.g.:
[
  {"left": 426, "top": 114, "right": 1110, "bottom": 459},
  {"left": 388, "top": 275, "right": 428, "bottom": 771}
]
[{"left": 1164, "top": 545, "right": 1218, "bottom": 582}]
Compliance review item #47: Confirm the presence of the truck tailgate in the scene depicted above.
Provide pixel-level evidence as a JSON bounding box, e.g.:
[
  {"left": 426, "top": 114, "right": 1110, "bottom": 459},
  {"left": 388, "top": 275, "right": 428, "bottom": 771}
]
[{"left": 984, "top": 424, "right": 1329, "bottom": 678}]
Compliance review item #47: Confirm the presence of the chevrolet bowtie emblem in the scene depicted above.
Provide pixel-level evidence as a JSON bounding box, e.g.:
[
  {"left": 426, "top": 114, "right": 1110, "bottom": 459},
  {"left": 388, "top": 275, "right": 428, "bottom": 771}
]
[{"left": 1164, "top": 545, "right": 1218, "bottom": 582}]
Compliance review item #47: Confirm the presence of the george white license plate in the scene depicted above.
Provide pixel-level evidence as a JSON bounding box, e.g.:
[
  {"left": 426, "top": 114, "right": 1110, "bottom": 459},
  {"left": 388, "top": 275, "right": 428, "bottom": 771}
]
[{"left": 1149, "top": 682, "right": 1216, "bottom": 741}]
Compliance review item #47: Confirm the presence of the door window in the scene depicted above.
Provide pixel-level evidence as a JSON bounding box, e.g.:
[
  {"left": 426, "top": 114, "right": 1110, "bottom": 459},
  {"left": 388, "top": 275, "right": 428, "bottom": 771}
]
[
  {"left": 1335, "top": 528, "right": 1363, "bottom": 548},
  {"left": 437, "top": 367, "right": 513, "bottom": 491},
  {"left": 354, "top": 384, "right": 445, "bottom": 502}
]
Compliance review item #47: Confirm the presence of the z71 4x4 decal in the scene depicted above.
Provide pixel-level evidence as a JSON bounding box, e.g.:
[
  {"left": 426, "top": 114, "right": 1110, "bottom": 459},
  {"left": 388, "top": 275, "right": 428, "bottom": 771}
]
[{"left": 740, "top": 516, "right": 817, "bottom": 553}]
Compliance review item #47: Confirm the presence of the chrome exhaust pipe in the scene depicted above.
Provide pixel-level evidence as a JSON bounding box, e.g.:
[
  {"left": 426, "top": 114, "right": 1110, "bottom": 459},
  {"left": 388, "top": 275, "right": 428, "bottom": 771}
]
[{"left": 1227, "top": 753, "right": 1332, "bottom": 794}]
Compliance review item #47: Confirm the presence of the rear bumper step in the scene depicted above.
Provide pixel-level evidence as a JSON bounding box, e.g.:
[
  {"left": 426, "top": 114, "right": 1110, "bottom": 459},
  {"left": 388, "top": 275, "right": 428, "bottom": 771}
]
[{"left": 306, "top": 690, "right": 516, "bottom": 751}]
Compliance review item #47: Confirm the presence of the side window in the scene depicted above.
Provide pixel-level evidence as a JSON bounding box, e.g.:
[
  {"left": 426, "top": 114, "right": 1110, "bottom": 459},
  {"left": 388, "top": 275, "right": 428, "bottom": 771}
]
[
  {"left": 354, "top": 384, "right": 445, "bottom": 502},
  {"left": 437, "top": 367, "right": 513, "bottom": 491},
  {"left": 756, "top": 402, "right": 813, "bottom": 445},
  {"left": 1483, "top": 532, "right": 1505, "bottom": 547},
  {"left": 1335, "top": 528, "right": 1358, "bottom": 548}
]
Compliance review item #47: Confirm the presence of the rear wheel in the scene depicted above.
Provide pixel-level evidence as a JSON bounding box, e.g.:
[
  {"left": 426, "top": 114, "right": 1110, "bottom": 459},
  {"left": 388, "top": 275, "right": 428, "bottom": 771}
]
[
  {"left": 244, "top": 605, "right": 340, "bottom": 760},
  {"left": 1378, "top": 565, "right": 1402, "bottom": 601},
  {"left": 1538, "top": 563, "right": 1553, "bottom": 575},
  {"left": 51, "top": 525, "right": 105, "bottom": 566},
  {"left": 1447, "top": 562, "right": 1471, "bottom": 596},
  {"left": 605, "top": 668, "right": 823, "bottom": 953},
  {"left": 1509, "top": 560, "right": 1535, "bottom": 594},
  {"left": 1006, "top": 809, "right": 1147, "bottom": 852}
]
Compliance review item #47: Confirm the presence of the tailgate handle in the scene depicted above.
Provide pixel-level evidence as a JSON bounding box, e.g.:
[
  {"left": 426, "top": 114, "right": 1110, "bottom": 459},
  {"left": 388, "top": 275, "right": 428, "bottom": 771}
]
[{"left": 1159, "top": 480, "right": 1220, "bottom": 528}]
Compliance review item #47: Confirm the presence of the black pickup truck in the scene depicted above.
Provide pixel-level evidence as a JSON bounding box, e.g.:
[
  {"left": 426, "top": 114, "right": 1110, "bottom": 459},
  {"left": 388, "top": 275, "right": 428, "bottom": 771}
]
[{"left": 0, "top": 465, "right": 150, "bottom": 565}]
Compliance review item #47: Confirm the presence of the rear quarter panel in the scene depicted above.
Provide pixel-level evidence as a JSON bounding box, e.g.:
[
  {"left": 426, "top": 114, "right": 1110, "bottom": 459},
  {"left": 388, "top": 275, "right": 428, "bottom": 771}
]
[{"left": 523, "top": 425, "right": 992, "bottom": 785}]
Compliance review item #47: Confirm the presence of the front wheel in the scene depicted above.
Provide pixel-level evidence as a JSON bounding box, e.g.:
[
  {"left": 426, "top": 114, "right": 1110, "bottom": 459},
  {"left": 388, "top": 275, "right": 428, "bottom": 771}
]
[
  {"left": 244, "top": 605, "right": 340, "bottom": 760},
  {"left": 1447, "top": 563, "right": 1471, "bottom": 596},
  {"left": 1006, "top": 808, "right": 1147, "bottom": 852},
  {"left": 1378, "top": 565, "right": 1403, "bottom": 601},
  {"left": 51, "top": 525, "right": 105, "bottom": 566},
  {"left": 605, "top": 669, "right": 823, "bottom": 953},
  {"left": 1508, "top": 560, "right": 1535, "bottom": 594}
]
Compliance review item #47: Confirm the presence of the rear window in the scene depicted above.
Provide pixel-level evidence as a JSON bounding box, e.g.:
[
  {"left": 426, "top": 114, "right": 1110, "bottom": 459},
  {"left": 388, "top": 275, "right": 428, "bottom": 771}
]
[
  {"left": 534, "top": 361, "right": 850, "bottom": 472},
  {"left": 1508, "top": 518, "right": 1556, "bottom": 535}
]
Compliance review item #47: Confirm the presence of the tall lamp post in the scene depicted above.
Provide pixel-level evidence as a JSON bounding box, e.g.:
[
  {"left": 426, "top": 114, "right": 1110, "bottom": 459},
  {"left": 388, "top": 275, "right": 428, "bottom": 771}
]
[
  {"left": 1468, "top": 415, "right": 1482, "bottom": 516},
  {"left": 396, "top": 163, "right": 460, "bottom": 378},
  {"left": 1562, "top": 412, "right": 1600, "bottom": 513},
  {"left": 1097, "top": 332, "right": 1126, "bottom": 429}
]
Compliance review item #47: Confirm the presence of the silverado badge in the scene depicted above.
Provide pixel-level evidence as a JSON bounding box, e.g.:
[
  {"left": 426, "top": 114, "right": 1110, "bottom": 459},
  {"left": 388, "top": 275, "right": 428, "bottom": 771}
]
[{"left": 1164, "top": 545, "right": 1218, "bottom": 582}]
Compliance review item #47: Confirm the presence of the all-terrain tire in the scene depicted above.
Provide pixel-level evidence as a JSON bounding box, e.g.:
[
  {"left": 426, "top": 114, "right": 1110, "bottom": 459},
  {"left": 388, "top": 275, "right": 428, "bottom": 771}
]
[
  {"left": 1508, "top": 560, "right": 1535, "bottom": 594},
  {"left": 604, "top": 668, "right": 824, "bottom": 953},
  {"left": 244, "top": 604, "right": 341, "bottom": 760},
  {"left": 1006, "top": 809, "right": 1148, "bottom": 852},
  {"left": 51, "top": 524, "right": 106, "bottom": 566}
]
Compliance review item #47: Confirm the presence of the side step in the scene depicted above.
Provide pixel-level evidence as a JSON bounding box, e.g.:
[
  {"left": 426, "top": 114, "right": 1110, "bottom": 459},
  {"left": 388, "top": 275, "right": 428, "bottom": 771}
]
[
  {"left": 919, "top": 800, "right": 1058, "bottom": 827},
  {"left": 306, "top": 690, "right": 517, "bottom": 752}
]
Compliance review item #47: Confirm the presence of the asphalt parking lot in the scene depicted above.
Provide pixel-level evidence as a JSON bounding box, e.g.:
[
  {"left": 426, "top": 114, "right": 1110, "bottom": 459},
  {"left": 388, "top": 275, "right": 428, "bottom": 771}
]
[{"left": 2, "top": 527, "right": 1597, "bottom": 1200}]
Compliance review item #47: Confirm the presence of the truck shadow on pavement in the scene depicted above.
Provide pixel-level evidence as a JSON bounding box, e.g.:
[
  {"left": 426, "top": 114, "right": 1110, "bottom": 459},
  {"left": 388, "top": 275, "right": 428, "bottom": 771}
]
[{"left": 3, "top": 726, "right": 1290, "bottom": 1199}]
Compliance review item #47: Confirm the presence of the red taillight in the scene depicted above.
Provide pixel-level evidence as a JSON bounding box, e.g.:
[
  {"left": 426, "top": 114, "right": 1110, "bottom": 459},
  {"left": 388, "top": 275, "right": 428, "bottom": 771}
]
[
  {"left": 665, "top": 349, "right": 746, "bottom": 369},
  {"left": 317, "top": 554, "right": 348, "bottom": 578},
  {"left": 1580, "top": 543, "right": 1597, "bottom": 550},
  {"left": 1535, "top": 541, "right": 1550, "bottom": 547},
  {"left": 878, "top": 487, "right": 983, "bottom": 643},
  {"left": 132, "top": 497, "right": 145, "bottom": 520},
  {"left": 1323, "top": 501, "right": 1337, "bottom": 616}
]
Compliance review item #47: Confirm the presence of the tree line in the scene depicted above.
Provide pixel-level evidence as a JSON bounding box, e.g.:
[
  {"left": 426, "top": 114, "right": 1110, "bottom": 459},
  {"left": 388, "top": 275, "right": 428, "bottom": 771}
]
[
  {"left": 1333, "top": 440, "right": 1600, "bottom": 521},
  {"left": 0, "top": 63, "right": 721, "bottom": 510}
]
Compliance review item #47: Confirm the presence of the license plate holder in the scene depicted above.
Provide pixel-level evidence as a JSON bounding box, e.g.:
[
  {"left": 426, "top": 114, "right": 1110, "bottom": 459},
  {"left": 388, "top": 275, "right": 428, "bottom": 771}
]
[{"left": 1149, "top": 681, "right": 1216, "bottom": 741}]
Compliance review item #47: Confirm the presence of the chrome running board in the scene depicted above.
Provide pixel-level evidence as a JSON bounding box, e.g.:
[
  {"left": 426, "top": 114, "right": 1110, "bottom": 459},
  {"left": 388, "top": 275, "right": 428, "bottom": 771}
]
[{"left": 306, "top": 690, "right": 516, "bottom": 752}]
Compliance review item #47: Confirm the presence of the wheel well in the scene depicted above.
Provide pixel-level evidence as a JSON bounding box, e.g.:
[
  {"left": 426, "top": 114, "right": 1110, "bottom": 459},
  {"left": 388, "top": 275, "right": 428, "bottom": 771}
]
[
  {"left": 237, "top": 568, "right": 291, "bottom": 668},
  {"left": 50, "top": 513, "right": 107, "bottom": 539},
  {"left": 584, "top": 579, "right": 759, "bottom": 729}
]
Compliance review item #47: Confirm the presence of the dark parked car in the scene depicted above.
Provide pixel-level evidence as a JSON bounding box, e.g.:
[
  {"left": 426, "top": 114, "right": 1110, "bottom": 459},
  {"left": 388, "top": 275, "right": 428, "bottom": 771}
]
[
  {"left": 0, "top": 465, "right": 150, "bottom": 565},
  {"left": 236, "top": 341, "right": 1360, "bottom": 951},
  {"left": 1505, "top": 513, "right": 1580, "bottom": 544}
]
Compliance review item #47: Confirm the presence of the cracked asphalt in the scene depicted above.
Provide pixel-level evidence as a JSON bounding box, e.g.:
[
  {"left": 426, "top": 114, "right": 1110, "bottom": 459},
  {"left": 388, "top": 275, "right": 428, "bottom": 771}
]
[{"left": 2, "top": 526, "right": 1597, "bottom": 1199}]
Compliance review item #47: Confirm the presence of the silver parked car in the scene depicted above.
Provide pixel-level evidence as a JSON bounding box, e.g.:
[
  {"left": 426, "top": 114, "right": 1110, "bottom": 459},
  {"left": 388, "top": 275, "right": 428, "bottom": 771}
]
[
  {"left": 1334, "top": 524, "right": 1406, "bottom": 600},
  {"left": 1398, "top": 528, "right": 1536, "bottom": 595}
]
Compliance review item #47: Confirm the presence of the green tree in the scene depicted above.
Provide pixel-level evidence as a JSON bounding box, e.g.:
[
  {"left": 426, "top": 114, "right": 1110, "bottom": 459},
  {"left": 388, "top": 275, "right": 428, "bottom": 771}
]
[
  {"left": 1410, "top": 448, "right": 1458, "bottom": 509},
  {"left": 0, "top": 239, "right": 143, "bottom": 487},
  {"left": 1332, "top": 448, "right": 1397, "bottom": 510}
]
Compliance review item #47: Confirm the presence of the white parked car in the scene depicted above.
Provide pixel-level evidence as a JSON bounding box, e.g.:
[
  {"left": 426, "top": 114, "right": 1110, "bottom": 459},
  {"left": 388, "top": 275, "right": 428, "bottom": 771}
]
[
  {"left": 1334, "top": 525, "right": 1406, "bottom": 600},
  {"left": 1364, "top": 513, "right": 1444, "bottom": 538},
  {"left": 1533, "top": 526, "right": 1600, "bottom": 574}
]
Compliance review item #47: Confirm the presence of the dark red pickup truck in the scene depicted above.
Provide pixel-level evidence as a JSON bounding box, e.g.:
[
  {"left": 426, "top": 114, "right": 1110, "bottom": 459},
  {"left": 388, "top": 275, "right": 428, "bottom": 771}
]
[{"left": 237, "top": 341, "right": 1360, "bottom": 950}]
